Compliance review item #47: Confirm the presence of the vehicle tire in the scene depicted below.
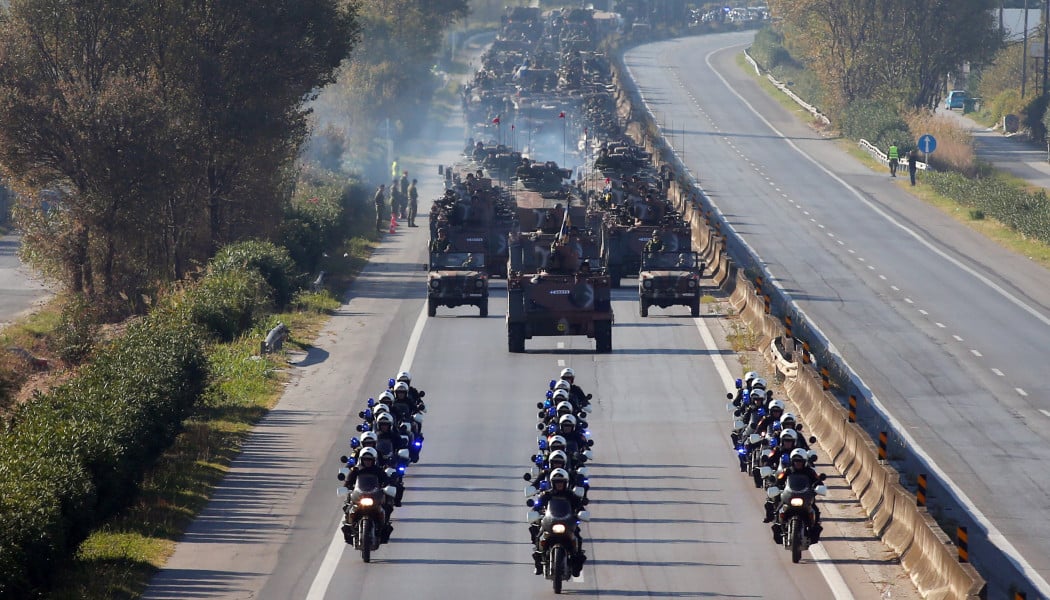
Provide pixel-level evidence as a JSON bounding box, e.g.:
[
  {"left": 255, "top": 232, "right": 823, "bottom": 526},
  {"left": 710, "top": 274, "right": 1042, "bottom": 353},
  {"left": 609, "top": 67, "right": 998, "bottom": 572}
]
[
  {"left": 508, "top": 323, "right": 526, "bottom": 353},
  {"left": 427, "top": 298, "right": 436, "bottom": 317},
  {"left": 552, "top": 546, "right": 564, "bottom": 594},
  {"left": 594, "top": 320, "right": 612, "bottom": 353},
  {"left": 790, "top": 517, "right": 803, "bottom": 564},
  {"left": 479, "top": 299, "right": 488, "bottom": 318},
  {"left": 360, "top": 516, "right": 373, "bottom": 563},
  {"left": 639, "top": 300, "right": 648, "bottom": 317},
  {"left": 690, "top": 297, "right": 700, "bottom": 317}
]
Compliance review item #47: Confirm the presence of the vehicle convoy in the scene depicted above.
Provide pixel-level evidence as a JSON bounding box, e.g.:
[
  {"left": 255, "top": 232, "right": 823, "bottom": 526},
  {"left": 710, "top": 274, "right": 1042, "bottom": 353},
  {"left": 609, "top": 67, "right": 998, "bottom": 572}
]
[
  {"left": 429, "top": 169, "right": 517, "bottom": 278},
  {"left": 426, "top": 251, "right": 489, "bottom": 317},
  {"left": 506, "top": 228, "right": 613, "bottom": 353},
  {"left": 638, "top": 251, "right": 704, "bottom": 317}
]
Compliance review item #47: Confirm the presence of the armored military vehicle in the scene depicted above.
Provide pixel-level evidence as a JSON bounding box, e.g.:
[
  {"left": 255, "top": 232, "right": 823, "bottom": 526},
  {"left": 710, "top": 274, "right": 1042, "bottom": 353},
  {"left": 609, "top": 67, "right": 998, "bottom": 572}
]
[
  {"left": 427, "top": 252, "right": 489, "bottom": 317},
  {"left": 506, "top": 231, "right": 612, "bottom": 353},
  {"left": 638, "top": 251, "right": 704, "bottom": 317}
]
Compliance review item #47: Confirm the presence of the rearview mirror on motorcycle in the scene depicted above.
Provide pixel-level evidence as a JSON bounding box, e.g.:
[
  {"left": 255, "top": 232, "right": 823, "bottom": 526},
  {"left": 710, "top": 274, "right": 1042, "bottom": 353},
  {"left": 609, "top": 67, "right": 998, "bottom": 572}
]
[
  {"left": 818, "top": 473, "right": 827, "bottom": 481},
  {"left": 809, "top": 436, "right": 816, "bottom": 444},
  {"left": 537, "top": 402, "right": 545, "bottom": 409},
  {"left": 766, "top": 486, "right": 781, "bottom": 498},
  {"left": 523, "top": 473, "right": 532, "bottom": 481},
  {"left": 418, "top": 390, "right": 425, "bottom": 398},
  {"left": 337, "top": 473, "right": 346, "bottom": 481},
  {"left": 526, "top": 498, "right": 536, "bottom": 507},
  {"left": 808, "top": 454, "right": 819, "bottom": 464},
  {"left": 586, "top": 393, "right": 593, "bottom": 400},
  {"left": 577, "top": 510, "right": 590, "bottom": 522},
  {"left": 581, "top": 497, "right": 590, "bottom": 505},
  {"left": 537, "top": 422, "right": 545, "bottom": 431},
  {"left": 726, "top": 393, "right": 734, "bottom": 401},
  {"left": 587, "top": 439, "right": 595, "bottom": 447},
  {"left": 340, "top": 455, "right": 349, "bottom": 463}
]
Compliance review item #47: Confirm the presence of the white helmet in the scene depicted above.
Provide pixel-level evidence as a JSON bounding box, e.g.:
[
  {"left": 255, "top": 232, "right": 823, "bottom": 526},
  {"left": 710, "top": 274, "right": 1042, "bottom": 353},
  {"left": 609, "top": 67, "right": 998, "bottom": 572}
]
[
  {"left": 549, "top": 468, "right": 570, "bottom": 484},
  {"left": 558, "top": 414, "right": 577, "bottom": 428},
  {"left": 790, "top": 448, "right": 808, "bottom": 463},
  {"left": 780, "top": 412, "right": 797, "bottom": 425},
  {"left": 378, "top": 391, "right": 395, "bottom": 404},
  {"left": 555, "top": 401, "right": 574, "bottom": 415},
  {"left": 376, "top": 412, "right": 395, "bottom": 426},
  {"left": 779, "top": 429, "right": 798, "bottom": 443},
  {"left": 552, "top": 389, "right": 570, "bottom": 402},
  {"left": 752, "top": 377, "right": 767, "bottom": 390},
  {"left": 548, "top": 450, "right": 568, "bottom": 466},
  {"left": 743, "top": 371, "right": 758, "bottom": 384},
  {"left": 548, "top": 435, "right": 567, "bottom": 450},
  {"left": 359, "top": 447, "right": 379, "bottom": 462},
  {"left": 360, "top": 431, "right": 379, "bottom": 445},
  {"left": 396, "top": 371, "right": 411, "bottom": 383},
  {"left": 553, "top": 380, "right": 571, "bottom": 392},
  {"left": 394, "top": 381, "right": 410, "bottom": 394},
  {"left": 767, "top": 399, "right": 785, "bottom": 412},
  {"left": 560, "top": 367, "right": 575, "bottom": 380}
]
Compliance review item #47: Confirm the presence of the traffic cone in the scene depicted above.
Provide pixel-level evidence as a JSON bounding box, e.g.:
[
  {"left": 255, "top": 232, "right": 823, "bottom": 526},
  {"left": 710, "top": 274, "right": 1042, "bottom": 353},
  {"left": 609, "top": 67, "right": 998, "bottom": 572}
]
[{"left": 389, "top": 214, "right": 398, "bottom": 234}]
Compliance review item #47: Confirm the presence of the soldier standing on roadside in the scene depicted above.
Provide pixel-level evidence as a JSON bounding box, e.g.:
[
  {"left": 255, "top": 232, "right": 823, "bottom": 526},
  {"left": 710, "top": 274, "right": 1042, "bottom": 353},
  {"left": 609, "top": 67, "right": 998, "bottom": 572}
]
[
  {"left": 407, "top": 179, "right": 419, "bottom": 227},
  {"left": 374, "top": 184, "right": 386, "bottom": 234}
]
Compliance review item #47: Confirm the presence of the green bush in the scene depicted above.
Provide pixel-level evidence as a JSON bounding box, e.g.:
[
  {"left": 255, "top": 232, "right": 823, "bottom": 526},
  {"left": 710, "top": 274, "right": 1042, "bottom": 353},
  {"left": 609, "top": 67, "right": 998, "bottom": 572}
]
[
  {"left": 988, "top": 88, "right": 1024, "bottom": 125},
  {"left": 1023, "top": 94, "right": 1050, "bottom": 141},
  {"left": 51, "top": 294, "right": 99, "bottom": 365},
  {"left": 0, "top": 314, "right": 207, "bottom": 597},
  {"left": 841, "top": 99, "right": 912, "bottom": 152},
  {"left": 927, "top": 171, "right": 1050, "bottom": 242},
  {"left": 188, "top": 269, "right": 271, "bottom": 342},
  {"left": 750, "top": 27, "right": 795, "bottom": 71},
  {"left": 210, "top": 240, "right": 302, "bottom": 309}
]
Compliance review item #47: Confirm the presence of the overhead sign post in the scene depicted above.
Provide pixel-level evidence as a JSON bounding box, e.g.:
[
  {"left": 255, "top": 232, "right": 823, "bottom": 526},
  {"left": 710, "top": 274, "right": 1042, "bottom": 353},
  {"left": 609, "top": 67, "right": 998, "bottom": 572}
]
[{"left": 918, "top": 133, "right": 937, "bottom": 165}]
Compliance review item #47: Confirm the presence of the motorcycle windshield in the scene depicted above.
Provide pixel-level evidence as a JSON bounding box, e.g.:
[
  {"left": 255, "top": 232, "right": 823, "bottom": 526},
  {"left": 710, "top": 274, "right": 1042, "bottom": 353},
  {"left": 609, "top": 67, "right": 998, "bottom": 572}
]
[
  {"left": 355, "top": 473, "right": 382, "bottom": 494},
  {"left": 546, "top": 497, "right": 574, "bottom": 521},
  {"left": 784, "top": 473, "right": 813, "bottom": 494}
]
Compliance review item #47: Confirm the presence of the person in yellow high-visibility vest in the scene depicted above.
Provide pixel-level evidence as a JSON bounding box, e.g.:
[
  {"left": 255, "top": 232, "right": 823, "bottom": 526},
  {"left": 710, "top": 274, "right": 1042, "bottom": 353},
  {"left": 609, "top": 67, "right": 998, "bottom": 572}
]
[
  {"left": 391, "top": 157, "right": 399, "bottom": 180},
  {"left": 887, "top": 144, "right": 899, "bottom": 177}
]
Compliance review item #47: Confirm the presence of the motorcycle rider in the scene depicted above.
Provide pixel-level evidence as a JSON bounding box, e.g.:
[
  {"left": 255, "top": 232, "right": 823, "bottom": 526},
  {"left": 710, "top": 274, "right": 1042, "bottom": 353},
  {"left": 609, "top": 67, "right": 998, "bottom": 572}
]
[
  {"left": 528, "top": 449, "right": 581, "bottom": 491},
  {"left": 763, "top": 429, "right": 800, "bottom": 473},
  {"left": 556, "top": 414, "right": 591, "bottom": 458},
  {"left": 753, "top": 399, "right": 786, "bottom": 437},
  {"left": 529, "top": 469, "right": 588, "bottom": 577},
  {"left": 779, "top": 413, "right": 809, "bottom": 451},
  {"left": 558, "top": 367, "right": 591, "bottom": 409},
  {"left": 393, "top": 371, "right": 426, "bottom": 408},
  {"left": 768, "top": 449, "right": 824, "bottom": 544},
  {"left": 341, "top": 447, "right": 394, "bottom": 543}
]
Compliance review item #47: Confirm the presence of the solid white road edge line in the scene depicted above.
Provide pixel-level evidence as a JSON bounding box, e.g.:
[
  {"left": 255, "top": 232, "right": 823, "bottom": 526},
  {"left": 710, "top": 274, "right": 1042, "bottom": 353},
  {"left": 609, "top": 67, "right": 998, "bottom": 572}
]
[
  {"left": 691, "top": 315, "right": 854, "bottom": 599},
  {"left": 306, "top": 303, "right": 429, "bottom": 600}
]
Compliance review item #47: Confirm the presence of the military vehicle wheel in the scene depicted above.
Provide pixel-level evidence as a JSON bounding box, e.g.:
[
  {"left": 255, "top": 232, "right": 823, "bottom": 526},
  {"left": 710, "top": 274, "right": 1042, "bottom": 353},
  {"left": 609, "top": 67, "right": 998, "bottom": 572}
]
[
  {"left": 639, "top": 300, "right": 649, "bottom": 318},
  {"left": 594, "top": 320, "right": 612, "bottom": 353},
  {"left": 508, "top": 323, "right": 526, "bottom": 353},
  {"left": 479, "top": 299, "right": 489, "bottom": 318},
  {"left": 427, "top": 298, "right": 437, "bottom": 317},
  {"left": 607, "top": 267, "right": 621, "bottom": 289},
  {"left": 690, "top": 298, "right": 700, "bottom": 317}
]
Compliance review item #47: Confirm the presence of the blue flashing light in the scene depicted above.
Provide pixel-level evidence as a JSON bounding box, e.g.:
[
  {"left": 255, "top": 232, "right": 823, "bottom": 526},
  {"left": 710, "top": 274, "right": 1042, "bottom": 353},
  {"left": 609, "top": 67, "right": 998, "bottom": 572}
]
[
  {"left": 367, "top": 398, "right": 375, "bottom": 407},
  {"left": 540, "top": 481, "right": 550, "bottom": 490},
  {"left": 350, "top": 437, "right": 360, "bottom": 448},
  {"left": 735, "top": 378, "right": 742, "bottom": 389},
  {"left": 769, "top": 438, "right": 778, "bottom": 448},
  {"left": 757, "top": 408, "right": 766, "bottom": 417},
  {"left": 361, "top": 423, "right": 371, "bottom": 432},
  {"left": 535, "top": 455, "right": 544, "bottom": 465},
  {"left": 549, "top": 379, "right": 557, "bottom": 390},
  {"left": 736, "top": 446, "right": 748, "bottom": 456},
  {"left": 388, "top": 378, "right": 396, "bottom": 388},
  {"left": 539, "top": 439, "right": 548, "bottom": 450},
  {"left": 364, "top": 409, "right": 373, "bottom": 420},
  {"left": 546, "top": 390, "right": 554, "bottom": 399},
  {"left": 347, "top": 457, "right": 356, "bottom": 466},
  {"left": 414, "top": 441, "right": 422, "bottom": 448},
  {"left": 548, "top": 425, "right": 556, "bottom": 434}
]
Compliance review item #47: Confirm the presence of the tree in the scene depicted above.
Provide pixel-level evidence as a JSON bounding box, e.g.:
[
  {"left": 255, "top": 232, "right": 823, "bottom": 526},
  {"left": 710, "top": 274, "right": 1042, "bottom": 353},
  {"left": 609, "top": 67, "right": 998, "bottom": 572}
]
[
  {"left": 770, "top": 0, "right": 1002, "bottom": 114},
  {"left": 0, "top": 0, "right": 359, "bottom": 310}
]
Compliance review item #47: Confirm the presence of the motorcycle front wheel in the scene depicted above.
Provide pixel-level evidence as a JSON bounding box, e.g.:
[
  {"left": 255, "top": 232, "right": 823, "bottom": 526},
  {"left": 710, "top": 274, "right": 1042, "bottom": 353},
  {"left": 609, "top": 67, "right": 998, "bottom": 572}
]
[
  {"left": 789, "top": 516, "right": 803, "bottom": 564},
  {"left": 551, "top": 545, "right": 564, "bottom": 594},
  {"left": 360, "top": 516, "right": 373, "bottom": 563}
]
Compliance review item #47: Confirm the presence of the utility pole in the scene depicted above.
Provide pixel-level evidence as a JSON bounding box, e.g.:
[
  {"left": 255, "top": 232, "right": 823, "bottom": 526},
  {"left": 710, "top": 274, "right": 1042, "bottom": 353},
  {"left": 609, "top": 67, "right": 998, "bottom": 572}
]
[
  {"left": 1024, "top": 0, "right": 1030, "bottom": 98},
  {"left": 1044, "top": 0, "right": 1049, "bottom": 96}
]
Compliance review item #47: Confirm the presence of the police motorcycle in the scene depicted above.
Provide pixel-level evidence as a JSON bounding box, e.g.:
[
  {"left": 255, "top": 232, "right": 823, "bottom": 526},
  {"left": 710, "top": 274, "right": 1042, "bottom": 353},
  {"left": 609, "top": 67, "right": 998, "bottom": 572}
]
[
  {"left": 337, "top": 448, "right": 398, "bottom": 563},
  {"left": 354, "top": 398, "right": 412, "bottom": 505},
  {"left": 386, "top": 377, "right": 427, "bottom": 462},
  {"left": 527, "top": 489, "right": 590, "bottom": 594},
  {"left": 764, "top": 452, "right": 828, "bottom": 563}
]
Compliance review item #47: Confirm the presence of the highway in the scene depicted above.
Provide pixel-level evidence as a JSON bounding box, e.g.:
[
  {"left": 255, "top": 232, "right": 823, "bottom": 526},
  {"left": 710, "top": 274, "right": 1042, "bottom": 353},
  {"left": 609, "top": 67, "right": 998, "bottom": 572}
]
[
  {"left": 0, "top": 233, "right": 50, "bottom": 327},
  {"left": 142, "top": 35, "right": 921, "bottom": 600},
  {"left": 623, "top": 31, "right": 1050, "bottom": 596}
]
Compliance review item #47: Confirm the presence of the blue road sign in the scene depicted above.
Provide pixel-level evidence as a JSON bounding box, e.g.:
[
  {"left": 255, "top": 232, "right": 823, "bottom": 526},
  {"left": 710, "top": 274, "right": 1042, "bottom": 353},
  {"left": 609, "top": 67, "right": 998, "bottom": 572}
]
[{"left": 918, "top": 134, "right": 937, "bottom": 154}]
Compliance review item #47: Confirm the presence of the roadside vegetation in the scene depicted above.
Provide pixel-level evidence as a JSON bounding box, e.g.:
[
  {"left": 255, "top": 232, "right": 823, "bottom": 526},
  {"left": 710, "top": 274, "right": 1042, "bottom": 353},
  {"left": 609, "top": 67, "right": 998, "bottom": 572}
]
[{"left": 0, "top": 0, "right": 471, "bottom": 598}]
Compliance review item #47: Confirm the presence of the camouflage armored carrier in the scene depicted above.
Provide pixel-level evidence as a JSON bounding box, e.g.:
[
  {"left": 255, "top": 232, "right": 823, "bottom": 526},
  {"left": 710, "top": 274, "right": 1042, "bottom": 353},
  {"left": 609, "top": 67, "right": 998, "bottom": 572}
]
[
  {"left": 427, "top": 252, "right": 489, "bottom": 317},
  {"left": 506, "top": 230, "right": 612, "bottom": 353},
  {"left": 638, "top": 251, "right": 704, "bottom": 317},
  {"left": 600, "top": 218, "right": 691, "bottom": 288},
  {"left": 430, "top": 169, "right": 518, "bottom": 278}
]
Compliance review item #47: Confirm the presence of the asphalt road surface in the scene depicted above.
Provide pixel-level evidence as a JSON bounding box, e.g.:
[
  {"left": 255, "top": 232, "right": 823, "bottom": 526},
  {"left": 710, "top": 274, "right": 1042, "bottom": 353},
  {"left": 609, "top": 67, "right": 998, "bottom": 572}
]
[
  {"left": 624, "top": 31, "right": 1050, "bottom": 595},
  {"left": 143, "top": 36, "right": 922, "bottom": 600},
  {"left": 0, "top": 233, "right": 50, "bottom": 327}
]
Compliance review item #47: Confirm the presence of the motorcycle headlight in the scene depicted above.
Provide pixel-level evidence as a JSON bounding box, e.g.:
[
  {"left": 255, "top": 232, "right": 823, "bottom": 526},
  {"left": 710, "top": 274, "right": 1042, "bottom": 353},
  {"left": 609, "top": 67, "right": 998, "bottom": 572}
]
[
  {"left": 359, "top": 497, "right": 375, "bottom": 507},
  {"left": 642, "top": 280, "right": 652, "bottom": 289},
  {"left": 552, "top": 523, "right": 567, "bottom": 534},
  {"left": 429, "top": 279, "right": 440, "bottom": 289},
  {"left": 789, "top": 497, "right": 804, "bottom": 507}
]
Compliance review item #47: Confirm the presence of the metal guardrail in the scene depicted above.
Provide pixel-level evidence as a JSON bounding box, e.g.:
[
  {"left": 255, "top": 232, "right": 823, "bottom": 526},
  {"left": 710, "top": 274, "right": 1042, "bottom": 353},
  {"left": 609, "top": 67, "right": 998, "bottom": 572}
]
[
  {"left": 744, "top": 48, "right": 829, "bottom": 126},
  {"left": 858, "top": 139, "right": 929, "bottom": 171}
]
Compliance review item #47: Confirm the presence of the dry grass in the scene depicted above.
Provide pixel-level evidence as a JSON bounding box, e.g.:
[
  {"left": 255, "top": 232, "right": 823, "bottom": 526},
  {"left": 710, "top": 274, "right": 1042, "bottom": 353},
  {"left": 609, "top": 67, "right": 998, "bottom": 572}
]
[{"left": 902, "top": 110, "right": 977, "bottom": 175}]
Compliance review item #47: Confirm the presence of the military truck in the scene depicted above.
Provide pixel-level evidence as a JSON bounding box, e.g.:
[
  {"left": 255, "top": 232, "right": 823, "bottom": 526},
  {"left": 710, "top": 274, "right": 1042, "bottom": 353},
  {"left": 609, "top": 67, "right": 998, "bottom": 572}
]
[
  {"left": 427, "top": 252, "right": 489, "bottom": 317},
  {"left": 638, "top": 251, "right": 704, "bottom": 317},
  {"left": 506, "top": 231, "right": 613, "bottom": 353}
]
